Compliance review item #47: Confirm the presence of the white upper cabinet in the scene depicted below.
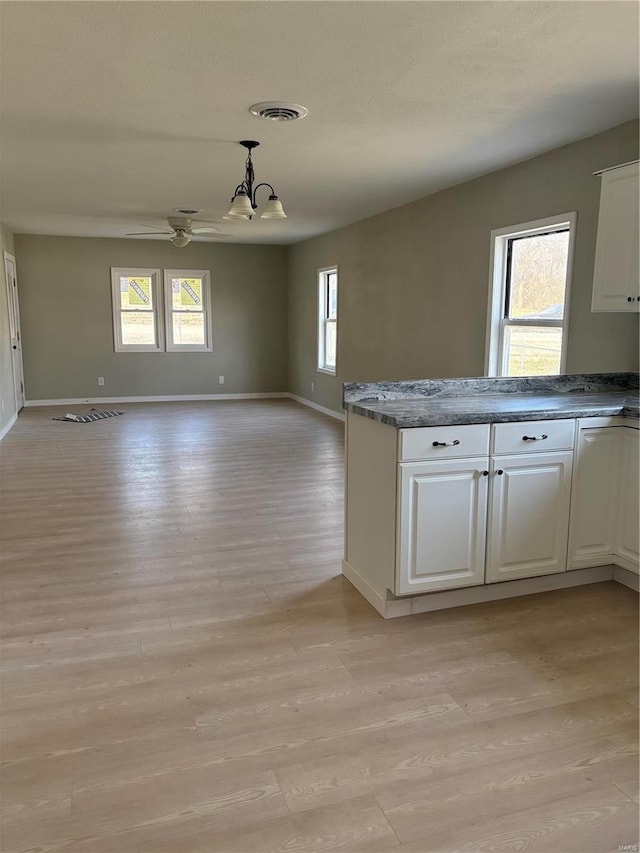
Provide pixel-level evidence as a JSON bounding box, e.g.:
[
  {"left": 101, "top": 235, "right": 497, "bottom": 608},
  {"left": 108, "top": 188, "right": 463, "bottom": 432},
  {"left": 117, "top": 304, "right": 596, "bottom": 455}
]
[{"left": 592, "top": 162, "right": 639, "bottom": 312}]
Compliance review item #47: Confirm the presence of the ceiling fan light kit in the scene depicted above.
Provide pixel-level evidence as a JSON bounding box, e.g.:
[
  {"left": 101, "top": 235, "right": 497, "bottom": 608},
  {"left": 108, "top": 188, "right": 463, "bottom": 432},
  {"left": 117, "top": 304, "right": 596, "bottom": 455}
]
[
  {"left": 223, "top": 141, "right": 287, "bottom": 221},
  {"left": 170, "top": 231, "right": 190, "bottom": 248}
]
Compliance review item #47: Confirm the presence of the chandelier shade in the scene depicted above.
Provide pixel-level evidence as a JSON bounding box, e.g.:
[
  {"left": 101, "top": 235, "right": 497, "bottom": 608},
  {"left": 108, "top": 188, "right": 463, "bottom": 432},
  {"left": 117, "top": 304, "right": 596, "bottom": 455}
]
[
  {"left": 224, "top": 141, "right": 286, "bottom": 221},
  {"left": 260, "top": 195, "right": 287, "bottom": 219}
]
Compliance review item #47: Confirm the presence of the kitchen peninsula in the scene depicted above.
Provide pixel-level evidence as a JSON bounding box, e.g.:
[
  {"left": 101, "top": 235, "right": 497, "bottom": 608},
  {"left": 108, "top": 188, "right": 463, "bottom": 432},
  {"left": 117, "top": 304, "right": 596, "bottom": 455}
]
[{"left": 343, "top": 373, "right": 639, "bottom": 618}]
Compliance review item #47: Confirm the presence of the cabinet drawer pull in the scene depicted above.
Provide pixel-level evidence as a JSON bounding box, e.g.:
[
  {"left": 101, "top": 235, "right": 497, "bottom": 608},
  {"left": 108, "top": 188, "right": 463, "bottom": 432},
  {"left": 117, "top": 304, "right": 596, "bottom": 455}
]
[
  {"left": 496, "top": 469, "right": 504, "bottom": 475},
  {"left": 628, "top": 296, "right": 634, "bottom": 302},
  {"left": 432, "top": 439, "right": 460, "bottom": 447},
  {"left": 522, "top": 434, "right": 548, "bottom": 441}
]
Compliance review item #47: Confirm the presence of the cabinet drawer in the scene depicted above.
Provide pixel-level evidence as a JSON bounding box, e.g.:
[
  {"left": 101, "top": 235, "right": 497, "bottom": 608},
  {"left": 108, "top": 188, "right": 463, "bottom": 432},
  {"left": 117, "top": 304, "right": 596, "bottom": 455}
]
[
  {"left": 399, "top": 424, "right": 490, "bottom": 461},
  {"left": 492, "top": 419, "right": 575, "bottom": 455}
]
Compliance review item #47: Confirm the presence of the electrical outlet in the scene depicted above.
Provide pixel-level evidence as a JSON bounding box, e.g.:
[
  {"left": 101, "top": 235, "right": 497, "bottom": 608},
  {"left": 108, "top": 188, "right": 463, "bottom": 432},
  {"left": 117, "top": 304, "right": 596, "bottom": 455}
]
[
  {"left": 98, "top": 377, "right": 105, "bottom": 386},
  {"left": 311, "top": 381, "right": 315, "bottom": 392},
  {"left": 218, "top": 375, "right": 225, "bottom": 385}
]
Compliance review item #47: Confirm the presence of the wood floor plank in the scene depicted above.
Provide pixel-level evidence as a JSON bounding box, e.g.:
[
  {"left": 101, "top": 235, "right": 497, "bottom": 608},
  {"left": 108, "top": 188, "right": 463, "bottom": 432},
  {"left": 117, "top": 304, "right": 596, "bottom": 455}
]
[
  {"left": 377, "top": 730, "right": 639, "bottom": 843},
  {"left": 398, "top": 785, "right": 638, "bottom": 853},
  {"left": 276, "top": 692, "right": 638, "bottom": 814},
  {"left": 1, "top": 401, "right": 637, "bottom": 852}
]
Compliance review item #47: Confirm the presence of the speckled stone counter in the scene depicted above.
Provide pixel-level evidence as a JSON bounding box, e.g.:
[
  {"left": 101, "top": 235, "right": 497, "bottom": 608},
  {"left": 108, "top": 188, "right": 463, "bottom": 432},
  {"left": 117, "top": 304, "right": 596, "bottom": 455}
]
[{"left": 343, "top": 373, "right": 639, "bottom": 428}]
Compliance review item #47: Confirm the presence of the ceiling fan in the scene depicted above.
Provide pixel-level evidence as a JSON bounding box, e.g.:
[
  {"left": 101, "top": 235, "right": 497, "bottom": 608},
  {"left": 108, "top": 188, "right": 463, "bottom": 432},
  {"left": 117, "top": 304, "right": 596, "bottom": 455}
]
[{"left": 126, "top": 216, "right": 229, "bottom": 247}]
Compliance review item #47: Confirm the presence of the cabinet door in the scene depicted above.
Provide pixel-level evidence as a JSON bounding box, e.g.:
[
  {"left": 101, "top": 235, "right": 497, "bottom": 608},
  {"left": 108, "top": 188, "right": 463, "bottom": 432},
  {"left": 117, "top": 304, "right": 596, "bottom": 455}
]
[
  {"left": 569, "top": 427, "right": 621, "bottom": 569},
  {"left": 397, "top": 458, "right": 488, "bottom": 594},
  {"left": 616, "top": 428, "right": 639, "bottom": 573},
  {"left": 592, "top": 162, "right": 640, "bottom": 312},
  {"left": 486, "top": 451, "right": 573, "bottom": 583}
]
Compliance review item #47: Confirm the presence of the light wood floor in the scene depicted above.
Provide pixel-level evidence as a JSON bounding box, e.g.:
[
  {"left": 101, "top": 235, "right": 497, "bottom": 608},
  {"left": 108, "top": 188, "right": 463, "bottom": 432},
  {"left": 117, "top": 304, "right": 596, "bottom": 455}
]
[{"left": 0, "top": 400, "right": 638, "bottom": 853}]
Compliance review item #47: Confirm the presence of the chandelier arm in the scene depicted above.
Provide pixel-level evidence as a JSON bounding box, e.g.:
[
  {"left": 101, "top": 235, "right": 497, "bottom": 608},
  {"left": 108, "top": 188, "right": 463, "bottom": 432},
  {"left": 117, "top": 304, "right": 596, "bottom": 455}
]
[{"left": 251, "top": 182, "right": 277, "bottom": 204}]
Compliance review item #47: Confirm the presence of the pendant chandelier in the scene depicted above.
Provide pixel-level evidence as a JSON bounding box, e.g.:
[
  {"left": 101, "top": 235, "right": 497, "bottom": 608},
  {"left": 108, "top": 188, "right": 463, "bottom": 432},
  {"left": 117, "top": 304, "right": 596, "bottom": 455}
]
[{"left": 223, "top": 141, "right": 287, "bottom": 221}]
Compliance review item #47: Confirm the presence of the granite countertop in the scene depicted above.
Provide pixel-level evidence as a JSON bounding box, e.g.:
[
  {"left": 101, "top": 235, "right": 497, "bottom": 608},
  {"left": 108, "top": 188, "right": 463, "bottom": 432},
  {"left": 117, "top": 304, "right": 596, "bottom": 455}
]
[
  {"left": 343, "top": 373, "right": 640, "bottom": 428},
  {"left": 346, "top": 390, "right": 639, "bottom": 428}
]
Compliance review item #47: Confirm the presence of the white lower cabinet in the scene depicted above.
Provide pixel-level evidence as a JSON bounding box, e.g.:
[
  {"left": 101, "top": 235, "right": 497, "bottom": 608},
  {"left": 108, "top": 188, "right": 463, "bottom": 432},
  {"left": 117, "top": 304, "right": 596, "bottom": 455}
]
[
  {"left": 485, "top": 452, "right": 573, "bottom": 583},
  {"left": 345, "top": 412, "right": 637, "bottom": 614},
  {"left": 569, "top": 423, "right": 639, "bottom": 575},
  {"left": 396, "top": 426, "right": 576, "bottom": 592},
  {"left": 397, "top": 458, "right": 489, "bottom": 594},
  {"left": 569, "top": 427, "right": 621, "bottom": 568},
  {"left": 616, "top": 427, "right": 639, "bottom": 571}
]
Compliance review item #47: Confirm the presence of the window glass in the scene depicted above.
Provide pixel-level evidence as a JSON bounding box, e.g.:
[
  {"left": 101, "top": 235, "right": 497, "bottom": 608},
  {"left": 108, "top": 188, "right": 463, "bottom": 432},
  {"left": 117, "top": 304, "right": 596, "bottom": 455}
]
[
  {"left": 503, "top": 325, "right": 563, "bottom": 376},
  {"left": 121, "top": 311, "right": 157, "bottom": 347},
  {"left": 327, "top": 273, "right": 338, "bottom": 320},
  {"left": 325, "top": 322, "right": 337, "bottom": 369},
  {"left": 119, "top": 276, "right": 154, "bottom": 310},
  {"left": 506, "top": 231, "right": 569, "bottom": 320},
  {"left": 172, "top": 313, "right": 206, "bottom": 346},
  {"left": 171, "top": 278, "right": 203, "bottom": 312}
]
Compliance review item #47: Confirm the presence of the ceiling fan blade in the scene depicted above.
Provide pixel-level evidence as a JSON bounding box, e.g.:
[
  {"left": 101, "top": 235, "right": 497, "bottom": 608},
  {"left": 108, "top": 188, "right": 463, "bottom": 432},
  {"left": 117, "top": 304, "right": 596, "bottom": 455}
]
[
  {"left": 190, "top": 226, "right": 220, "bottom": 234},
  {"left": 126, "top": 231, "right": 173, "bottom": 236},
  {"left": 191, "top": 233, "right": 233, "bottom": 239}
]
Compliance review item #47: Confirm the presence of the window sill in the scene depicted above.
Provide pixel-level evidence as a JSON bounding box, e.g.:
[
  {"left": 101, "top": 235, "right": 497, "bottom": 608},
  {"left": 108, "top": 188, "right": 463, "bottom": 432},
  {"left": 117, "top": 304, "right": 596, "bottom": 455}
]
[{"left": 317, "top": 367, "right": 336, "bottom": 376}]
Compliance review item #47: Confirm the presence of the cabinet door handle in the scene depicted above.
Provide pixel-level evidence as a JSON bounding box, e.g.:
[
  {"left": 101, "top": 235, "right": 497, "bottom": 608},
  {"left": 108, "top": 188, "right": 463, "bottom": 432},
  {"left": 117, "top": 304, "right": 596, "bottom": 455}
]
[
  {"left": 522, "top": 434, "right": 548, "bottom": 441},
  {"left": 496, "top": 469, "right": 504, "bottom": 475},
  {"left": 628, "top": 296, "right": 634, "bottom": 302},
  {"left": 480, "top": 470, "right": 489, "bottom": 476},
  {"left": 432, "top": 439, "right": 460, "bottom": 447}
]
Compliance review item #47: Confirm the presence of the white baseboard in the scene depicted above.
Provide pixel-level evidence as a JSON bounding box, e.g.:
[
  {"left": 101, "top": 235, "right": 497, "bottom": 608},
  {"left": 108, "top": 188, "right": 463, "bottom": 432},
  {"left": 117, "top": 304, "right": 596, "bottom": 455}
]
[
  {"left": 25, "top": 393, "right": 289, "bottom": 407},
  {"left": 24, "top": 394, "right": 345, "bottom": 422},
  {"left": 342, "top": 562, "right": 619, "bottom": 619},
  {"left": 342, "top": 560, "right": 390, "bottom": 616},
  {"left": 288, "top": 393, "right": 345, "bottom": 422},
  {"left": 614, "top": 565, "right": 640, "bottom": 592},
  {"left": 0, "top": 412, "right": 18, "bottom": 442}
]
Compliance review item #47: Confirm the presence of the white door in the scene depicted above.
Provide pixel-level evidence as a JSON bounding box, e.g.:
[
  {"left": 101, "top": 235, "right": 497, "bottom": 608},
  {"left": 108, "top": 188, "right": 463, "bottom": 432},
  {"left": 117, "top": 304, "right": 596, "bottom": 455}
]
[
  {"left": 486, "top": 451, "right": 573, "bottom": 583},
  {"left": 3, "top": 252, "right": 24, "bottom": 411},
  {"left": 569, "top": 427, "right": 621, "bottom": 569},
  {"left": 592, "top": 162, "right": 640, "bottom": 312},
  {"left": 396, "top": 457, "right": 489, "bottom": 594},
  {"left": 616, "top": 427, "right": 639, "bottom": 573}
]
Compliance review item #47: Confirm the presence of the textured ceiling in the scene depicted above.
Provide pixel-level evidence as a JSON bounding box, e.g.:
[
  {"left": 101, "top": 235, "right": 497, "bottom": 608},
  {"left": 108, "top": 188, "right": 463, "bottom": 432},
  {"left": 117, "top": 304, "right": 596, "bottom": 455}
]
[{"left": 0, "top": 1, "right": 638, "bottom": 245}]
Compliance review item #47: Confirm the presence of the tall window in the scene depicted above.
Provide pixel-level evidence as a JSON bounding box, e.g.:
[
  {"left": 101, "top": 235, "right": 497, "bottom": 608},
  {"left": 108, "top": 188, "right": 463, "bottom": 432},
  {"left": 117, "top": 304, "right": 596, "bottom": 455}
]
[
  {"left": 111, "top": 268, "right": 163, "bottom": 352},
  {"left": 163, "top": 270, "right": 212, "bottom": 352},
  {"left": 485, "top": 213, "right": 576, "bottom": 377},
  {"left": 318, "top": 266, "right": 338, "bottom": 374}
]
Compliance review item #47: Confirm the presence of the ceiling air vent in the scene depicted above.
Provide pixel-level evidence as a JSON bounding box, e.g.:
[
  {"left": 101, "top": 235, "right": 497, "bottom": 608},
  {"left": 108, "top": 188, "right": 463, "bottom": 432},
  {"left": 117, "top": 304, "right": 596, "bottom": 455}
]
[{"left": 249, "top": 102, "right": 308, "bottom": 122}]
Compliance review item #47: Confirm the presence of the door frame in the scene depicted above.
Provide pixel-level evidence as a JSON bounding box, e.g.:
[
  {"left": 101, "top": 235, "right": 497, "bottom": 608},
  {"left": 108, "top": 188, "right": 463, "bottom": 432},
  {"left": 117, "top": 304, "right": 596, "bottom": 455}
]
[{"left": 3, "top": 250, "right": 25, "bottom": 412}]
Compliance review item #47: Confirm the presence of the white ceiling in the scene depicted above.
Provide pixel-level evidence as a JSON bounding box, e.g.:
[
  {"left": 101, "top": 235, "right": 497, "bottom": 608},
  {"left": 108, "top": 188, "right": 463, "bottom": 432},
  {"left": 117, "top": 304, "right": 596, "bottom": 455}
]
[{"left": 1, "top": 1, "right": 638, "bottom": 245}]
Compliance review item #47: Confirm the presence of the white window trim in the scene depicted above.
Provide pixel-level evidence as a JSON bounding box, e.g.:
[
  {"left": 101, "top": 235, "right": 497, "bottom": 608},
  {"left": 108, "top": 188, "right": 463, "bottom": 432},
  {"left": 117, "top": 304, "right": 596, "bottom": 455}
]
[
  {"left": 163, "top": 270, "right": 213, "bottom": 353},
  {"left": 111, "top": 267, "right": 163, "bottom": 353},
  {"left": 317, "top": 265, "right": 338, "bottom": 375},
  {"left": 484, "top": 212, "right": 577, "bottom": 377}
]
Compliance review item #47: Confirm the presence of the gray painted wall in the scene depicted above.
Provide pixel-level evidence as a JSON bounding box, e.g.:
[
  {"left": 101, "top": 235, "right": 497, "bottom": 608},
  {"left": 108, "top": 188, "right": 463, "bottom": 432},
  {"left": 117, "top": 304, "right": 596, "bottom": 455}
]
[
  {"left": 14, "top": 236, "right": 287, "bottom": 400},
  {"left": 4, "top": 120, "right": 639, "bottom": 419},
  {"left": 288, "top": 120, "right": 640, "bottom": 413},
  {"left": 0, "top": 225, "right": 17, "bottom": 433}
]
